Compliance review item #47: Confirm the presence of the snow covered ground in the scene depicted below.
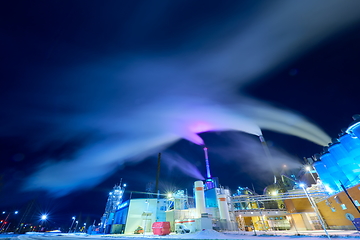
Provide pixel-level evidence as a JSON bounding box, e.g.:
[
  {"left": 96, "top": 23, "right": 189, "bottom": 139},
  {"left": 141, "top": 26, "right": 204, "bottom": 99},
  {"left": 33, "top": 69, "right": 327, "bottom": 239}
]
[
  {"left": 98, "top": 229, "right": 360, "bottom": 240},
  {"left": 7, "top": 230, "right": 360, "bottom": 240}
]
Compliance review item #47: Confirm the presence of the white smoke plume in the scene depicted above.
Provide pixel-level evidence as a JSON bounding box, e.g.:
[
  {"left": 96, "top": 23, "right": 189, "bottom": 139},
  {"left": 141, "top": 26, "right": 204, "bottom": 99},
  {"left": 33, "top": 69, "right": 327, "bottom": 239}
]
[{"left": 4, "top": 1, "right": 359, "bottom": 195}]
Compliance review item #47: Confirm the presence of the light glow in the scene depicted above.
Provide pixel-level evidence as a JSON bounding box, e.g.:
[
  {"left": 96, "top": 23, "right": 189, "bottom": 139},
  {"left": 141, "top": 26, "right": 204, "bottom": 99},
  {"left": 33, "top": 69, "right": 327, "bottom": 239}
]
[{"left": 324, "top": 185, "right": 334, "bottom": 194}]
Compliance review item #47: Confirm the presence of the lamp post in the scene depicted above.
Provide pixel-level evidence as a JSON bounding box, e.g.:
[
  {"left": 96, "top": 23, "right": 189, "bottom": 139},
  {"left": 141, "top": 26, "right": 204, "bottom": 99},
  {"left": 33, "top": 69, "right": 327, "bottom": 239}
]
[
  {"left": 39, "top": 215, "right": 47, "bottom": 232},
  {"left": 0, "top": 211, "right": 18, "bottom": 232},
  {"left": 69, "top": 217, "right": 76, "bottom": 233},
  {"left": 300, "top": 184, "right": 330, "bottom": 240}
]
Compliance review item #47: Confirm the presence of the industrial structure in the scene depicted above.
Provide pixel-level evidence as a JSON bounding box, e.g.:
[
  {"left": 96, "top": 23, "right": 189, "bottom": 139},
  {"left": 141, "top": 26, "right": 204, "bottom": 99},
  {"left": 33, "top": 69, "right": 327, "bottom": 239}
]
[
  {"left": 100, "top": 183, "right": 126, "bottom": 233},
  {"left": 99, "top": 115, "right": 360, "bottom": 234}
]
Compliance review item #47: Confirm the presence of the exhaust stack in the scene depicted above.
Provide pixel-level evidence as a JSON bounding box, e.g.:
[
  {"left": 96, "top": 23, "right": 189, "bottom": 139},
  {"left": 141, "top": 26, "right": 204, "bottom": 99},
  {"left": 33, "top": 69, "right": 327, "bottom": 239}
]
[{"left": 203, "top": 147, "right": 211, "bottom": 179}]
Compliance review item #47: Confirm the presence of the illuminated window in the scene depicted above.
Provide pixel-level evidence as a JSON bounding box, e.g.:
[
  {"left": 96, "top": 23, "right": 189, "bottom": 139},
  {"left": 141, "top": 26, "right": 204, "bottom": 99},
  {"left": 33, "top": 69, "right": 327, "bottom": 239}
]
[{"left": 341, "top": 204, "right": 347, "bottom": 210}]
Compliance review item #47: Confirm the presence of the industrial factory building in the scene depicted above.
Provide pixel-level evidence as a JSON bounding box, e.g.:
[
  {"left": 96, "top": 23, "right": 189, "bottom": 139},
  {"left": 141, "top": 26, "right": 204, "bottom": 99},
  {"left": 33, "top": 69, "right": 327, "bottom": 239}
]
[{"left": 99, "top": 115, "right": 360, "bottom": 234}]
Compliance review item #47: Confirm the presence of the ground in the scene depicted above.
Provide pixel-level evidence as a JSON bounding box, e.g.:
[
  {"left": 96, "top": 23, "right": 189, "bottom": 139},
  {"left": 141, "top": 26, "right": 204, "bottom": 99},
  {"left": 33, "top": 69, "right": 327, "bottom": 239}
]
[{"left": 2, "top": 230, "right": 360, "bottom": 240}]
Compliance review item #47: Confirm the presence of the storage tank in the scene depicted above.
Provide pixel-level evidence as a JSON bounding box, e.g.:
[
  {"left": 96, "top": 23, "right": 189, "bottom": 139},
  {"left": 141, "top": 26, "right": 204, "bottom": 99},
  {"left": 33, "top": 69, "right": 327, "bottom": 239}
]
[
  {"left": 319, "top": 151, "right": 350, "bottom": 189},
  {"left": 346, "top": 114, "right": 360, "bottom": 138},
  {"left": 313, "top": 157, "right": 338, "bottom": 191},
  {"left": 328, "top": 142, "right": 359, "bottom": 186},
  {"left": 339, "top": 133, "right": 360, "bottom": 166},
  {"left": 313, "top": 156, "right": 338, "bottom": 192}
]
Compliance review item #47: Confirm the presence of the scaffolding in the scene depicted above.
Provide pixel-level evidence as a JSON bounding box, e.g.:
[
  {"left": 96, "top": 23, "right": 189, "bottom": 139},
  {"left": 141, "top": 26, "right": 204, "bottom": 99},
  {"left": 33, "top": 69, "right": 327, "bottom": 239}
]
[{"left": 100, "top": 184, "right": 126, "bottom": 233}]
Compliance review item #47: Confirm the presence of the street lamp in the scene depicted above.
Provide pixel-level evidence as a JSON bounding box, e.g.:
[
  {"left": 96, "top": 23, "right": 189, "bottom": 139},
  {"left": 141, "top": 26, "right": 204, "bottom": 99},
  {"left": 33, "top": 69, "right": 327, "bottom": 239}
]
[
  {"left": 69, "top": 216, "right": 76, "bottom": 233},
  {"left": 38, "top": 214, "right": 47, "bottom": 232},
  {"left": 0, "top": 211, "right": 19, "bottom": 232},
  {"left": 299, "top": 183, "right": 330, "bottom": 240}
]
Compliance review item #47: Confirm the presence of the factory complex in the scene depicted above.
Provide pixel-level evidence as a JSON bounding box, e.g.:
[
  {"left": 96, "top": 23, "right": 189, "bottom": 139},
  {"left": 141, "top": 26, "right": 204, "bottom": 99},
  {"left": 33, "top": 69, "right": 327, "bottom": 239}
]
[{"left": 98, "top": 115, "right": 360, "bottom": 235}]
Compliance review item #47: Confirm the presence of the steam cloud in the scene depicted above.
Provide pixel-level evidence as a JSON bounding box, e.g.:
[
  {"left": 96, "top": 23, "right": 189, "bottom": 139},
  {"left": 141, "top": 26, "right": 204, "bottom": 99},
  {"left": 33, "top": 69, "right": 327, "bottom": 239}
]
[{"left": 3, "top": 1, "right": 360, "bottom": 195}]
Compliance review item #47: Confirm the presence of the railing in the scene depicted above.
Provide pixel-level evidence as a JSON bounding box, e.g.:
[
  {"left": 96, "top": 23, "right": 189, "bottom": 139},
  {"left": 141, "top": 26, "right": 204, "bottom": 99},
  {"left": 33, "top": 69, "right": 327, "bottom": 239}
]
[{"left": 231, "top": 190, "right": 329, "bottom": 204}]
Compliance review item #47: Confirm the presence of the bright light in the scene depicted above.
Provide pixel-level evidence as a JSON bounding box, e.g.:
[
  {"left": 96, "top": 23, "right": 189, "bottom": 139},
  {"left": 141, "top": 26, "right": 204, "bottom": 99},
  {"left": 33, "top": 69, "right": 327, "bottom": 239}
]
[
  {"left": 324, "top": 185, "right": 334, "bottom": 194},
  {"left": 299, "top": 183, "right": 305, "bottom": 188},
  {"left": 72, "top": 216, "right": 75, "bottom": 220},
  {"left": 283, "top": 165, "right": 287, "bottom": 168},
  {"left": 123, "top": 183, "right": 127, "bottom": 187},
  {"left": 271, "top": 191, "right": 277, "bottom": 196},
  {"left": 167, "top": 192, "right": 173, "bottom": 198},
  {"left": 76, "top": 221, "right": 78, "bottom": 223},
  {"left": 84, "top": 223, "right": 86, "bottom": 225},
  {"left": 14, "top": 211, "right": 18, "bottom": 214},
  {"left": 41, "top": 215, "right": 47, "bottom": 220},
  {"left": 2, "top": 211, "right": 5, "bottom": 214},
  {"left": 305, "top": 166, "right": 311, "bottom": 171}
]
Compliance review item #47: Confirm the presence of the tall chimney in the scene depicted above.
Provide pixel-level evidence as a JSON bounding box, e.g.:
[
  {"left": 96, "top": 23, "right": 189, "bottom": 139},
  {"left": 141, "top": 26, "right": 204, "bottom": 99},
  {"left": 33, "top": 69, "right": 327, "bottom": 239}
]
[{"left": 203, "top": 147, "right": 211, "bottom": 179}]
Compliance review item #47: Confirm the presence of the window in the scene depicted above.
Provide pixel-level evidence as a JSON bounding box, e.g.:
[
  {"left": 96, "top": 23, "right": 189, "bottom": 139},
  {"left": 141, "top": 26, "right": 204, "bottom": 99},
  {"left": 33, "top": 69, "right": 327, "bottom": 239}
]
[
  {"left": 341, "top": 204, "right": 347, "bottom": 210},
  {"left": 334, "top": 196, "right": 342, "bottom": 204}
]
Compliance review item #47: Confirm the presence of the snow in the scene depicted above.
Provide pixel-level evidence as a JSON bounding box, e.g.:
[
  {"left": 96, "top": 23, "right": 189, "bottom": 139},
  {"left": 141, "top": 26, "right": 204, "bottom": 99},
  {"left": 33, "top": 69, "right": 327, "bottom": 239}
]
[
  {"left": 96, "top": 230, "right": 360, "bottom": 240},
  {"left": 166, "top": 229, "right": 230, "bottom": 239}
]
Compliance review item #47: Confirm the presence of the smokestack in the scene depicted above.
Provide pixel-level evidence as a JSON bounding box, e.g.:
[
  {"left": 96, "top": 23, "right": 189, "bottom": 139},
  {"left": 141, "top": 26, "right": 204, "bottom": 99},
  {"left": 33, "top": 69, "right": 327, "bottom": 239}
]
[
  {"left": 217, "top": 194, "right": 231, "bottom": 221},
  {"left": 258, "top": 135, "right": 275, "bottom": 174},
  {"left": 194, "top": 181, "right": 206, "bottom": 218},
  {"left": 203, "top": 147, "right": 211, "bottom": 179}
]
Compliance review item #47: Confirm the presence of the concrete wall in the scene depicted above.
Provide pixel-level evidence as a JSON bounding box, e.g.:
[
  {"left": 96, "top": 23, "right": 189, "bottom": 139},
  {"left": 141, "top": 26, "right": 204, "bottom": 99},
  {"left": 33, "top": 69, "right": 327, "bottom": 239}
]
[{"left": 124, "top": 198, "right": 167, "bottom": 234}]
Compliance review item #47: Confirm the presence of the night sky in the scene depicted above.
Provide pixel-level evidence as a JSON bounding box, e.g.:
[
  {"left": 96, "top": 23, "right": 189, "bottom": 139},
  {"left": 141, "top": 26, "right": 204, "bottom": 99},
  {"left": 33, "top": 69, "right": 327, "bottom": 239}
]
[{"left": 1, "top": 0, "right": 360, "bottom": 230}]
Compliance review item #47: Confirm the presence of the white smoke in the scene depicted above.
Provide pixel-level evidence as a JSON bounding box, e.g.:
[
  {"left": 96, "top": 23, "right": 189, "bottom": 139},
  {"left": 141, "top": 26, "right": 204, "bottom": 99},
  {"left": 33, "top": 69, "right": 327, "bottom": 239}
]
[{"left": 18, "top": 1, "right": 360, "bottom": 195}]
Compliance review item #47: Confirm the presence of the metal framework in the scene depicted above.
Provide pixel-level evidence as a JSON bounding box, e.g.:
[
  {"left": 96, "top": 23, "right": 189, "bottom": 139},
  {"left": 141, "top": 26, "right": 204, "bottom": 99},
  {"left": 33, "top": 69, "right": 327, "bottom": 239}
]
[{"left": 232, "top": 189, "right": 329, "bottom": 204}]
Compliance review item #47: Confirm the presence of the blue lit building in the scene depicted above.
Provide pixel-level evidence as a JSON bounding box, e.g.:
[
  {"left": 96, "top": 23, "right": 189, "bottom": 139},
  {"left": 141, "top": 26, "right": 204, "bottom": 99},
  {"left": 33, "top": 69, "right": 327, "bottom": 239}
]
[{"left": 313, "top": 115, "right": 360, "bottom": 193}]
